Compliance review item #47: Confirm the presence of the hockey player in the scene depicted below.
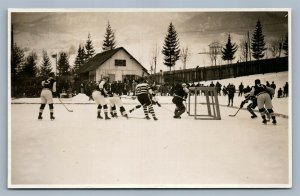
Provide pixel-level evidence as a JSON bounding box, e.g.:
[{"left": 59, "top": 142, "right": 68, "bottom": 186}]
[
  {"left": 240, "top": 93, "right": 271, "bottom": 120},
  {"left": 135, "top": 78, "right": 158, "bottom": 120},
  {"left": 91, "top": 77, "right": 111, "bottom": 120},
  {"left": 240, "top": 93, "right": 258, "bottom": 119},
  {"left": 249, "top": 79, "right": 276, "bottom": 124},
  {"left": 38, "top": 72, "right": 57, "bottom": 120},
  {"left": 129, "top": 93, "right": 161, "bottom": 113},
  {"left": 172, "top": 83, "right": 189, "bottom": 119},
  {"left": 108, "top": 82, "right": 129, "bottom": 118}
]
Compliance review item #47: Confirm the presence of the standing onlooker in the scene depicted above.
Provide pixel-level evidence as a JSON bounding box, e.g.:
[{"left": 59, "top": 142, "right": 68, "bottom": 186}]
[
  {"left": 270, "top": 81, "right": 276, "bottom": 98},
  {"left": 283, "top": 82, "right": 289, "bottom": 97},
  {"left": 216, "top": 81, "right": 222, "bottom": 96},
  {"left": 238, "top": 82, "right": 244, "bottom": 96},
  {"left": 227, "top": 83, "right": 236, "bottom": 107},
  {"left": 277, "top": 88, "right": 283, "bottom": 98}
]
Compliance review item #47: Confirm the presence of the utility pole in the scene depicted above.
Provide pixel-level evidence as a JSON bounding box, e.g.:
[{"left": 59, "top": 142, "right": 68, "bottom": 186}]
[
  {"left": 51, "top": 53, "right": 58, "bottom": 76},
  {"left": 248, "top": 31, "right": 251, "bottom": 61}
]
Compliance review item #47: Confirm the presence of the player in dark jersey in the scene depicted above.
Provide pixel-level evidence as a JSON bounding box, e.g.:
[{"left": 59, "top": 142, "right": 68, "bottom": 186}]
[
  {"left": 249, "top": 79, "right": 276, "bottom": 124},
  {"left": 240, "top": 93, "right": 258, "bottom": 118},
  {"left": 135, "top": 79, "right": 158, "bottom": 120},
  {"left": 38, "top": 72, "right": 57, "bottom": 120},
  {"left": 172, "top": 83, "right": 189, "bottom": 119}
]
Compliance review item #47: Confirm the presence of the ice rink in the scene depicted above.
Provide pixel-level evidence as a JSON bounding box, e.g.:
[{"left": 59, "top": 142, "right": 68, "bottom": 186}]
[{"left": 9, "top": 96, "right": 289, "bottom": 188}]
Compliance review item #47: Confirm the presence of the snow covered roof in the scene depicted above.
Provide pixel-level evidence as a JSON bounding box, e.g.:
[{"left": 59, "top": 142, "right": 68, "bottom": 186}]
[{"left": 78, "top": 47, "right": 149, "bottom": 74}]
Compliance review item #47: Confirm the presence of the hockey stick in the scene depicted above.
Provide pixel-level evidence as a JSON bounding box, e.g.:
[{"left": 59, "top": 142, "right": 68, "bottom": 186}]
[
  {"left": 229, "top": 108, "right": 241, "bottom": 117},
  {"left": 120, "top": 95, "right": 137, "bottom": 100},
  {"left": 58, "top": 97, "right": 73, "bottom": 112}
]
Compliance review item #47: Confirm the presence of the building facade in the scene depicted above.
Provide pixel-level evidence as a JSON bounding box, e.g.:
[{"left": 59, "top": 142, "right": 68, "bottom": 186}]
[{"left": 79, "top": 47, "right": 149, "bottom": 82}]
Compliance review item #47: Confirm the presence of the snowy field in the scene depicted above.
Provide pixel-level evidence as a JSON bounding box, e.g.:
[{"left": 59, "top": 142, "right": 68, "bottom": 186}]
[{"left": 9, "top": 71, "right": 290, "bottom": 188}]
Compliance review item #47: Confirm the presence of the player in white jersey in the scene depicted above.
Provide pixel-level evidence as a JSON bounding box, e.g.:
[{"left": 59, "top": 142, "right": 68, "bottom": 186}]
[
  {"left": 249, "top": 79, "right": 276, "bottom": 124},
  {"left": 135, "top": 78, "right": 158, "bottom": 120},
  {"left": 91, "top": 77, "right": 110, "bottom": 120},
  {"left": 106, "top": 81, "right": 129, "bottom": 118},
  {"left": 38, "top": 72, "right": 57, "bottom": 120}
]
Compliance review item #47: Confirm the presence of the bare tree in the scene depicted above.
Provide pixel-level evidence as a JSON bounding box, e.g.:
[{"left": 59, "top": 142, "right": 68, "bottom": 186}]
[
  {"left": 180, "top": 45, "right": 191, "bottom": 69},
  {"left": 239, "top": 38, "right": 248, "bottom": 62},
  {"left": 150, "top": 43, "right": 160, "bottom": 74},
  {"left": 269, "top": 39, "right": 282, "bottom": 58}
]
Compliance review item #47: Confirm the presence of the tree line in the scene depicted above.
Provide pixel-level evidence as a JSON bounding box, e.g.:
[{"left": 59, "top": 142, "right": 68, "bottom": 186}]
[{"left": 11, "top": 19, "right": 288, "bottom": 97}]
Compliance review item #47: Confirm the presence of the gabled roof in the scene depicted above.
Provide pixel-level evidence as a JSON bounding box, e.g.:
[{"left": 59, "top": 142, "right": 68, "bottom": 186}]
[{"left": 79, "top": 47, "right": 149, "bottom": 74}]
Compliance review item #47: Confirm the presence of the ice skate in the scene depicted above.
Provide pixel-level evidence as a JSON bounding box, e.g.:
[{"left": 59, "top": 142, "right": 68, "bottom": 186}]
[
  {"left": 145, "top": 116, "right": 151, "bottom": 120},
  {"left": 97, "top": 114, "right": 103, "bottom": 119},
  {"left": 105, "top": 114, "right": 111, "bottom": 120},
  {"left": 50, "top": 116, "right": 55, "bottom": 120},
  {"left": 38, "top": 116, "right": 43, "bottom": 120},
  {"left": 153, "top": 117, "right": 158, "bottom": 121},
  {"left": 272, "top": 116, "right": 277, "bottom": 125}
]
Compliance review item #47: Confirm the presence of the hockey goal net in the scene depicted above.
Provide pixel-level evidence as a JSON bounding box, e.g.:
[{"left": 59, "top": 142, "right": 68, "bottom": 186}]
[{"left": 186, "top": 86, "right": 221, "bottom": 120}]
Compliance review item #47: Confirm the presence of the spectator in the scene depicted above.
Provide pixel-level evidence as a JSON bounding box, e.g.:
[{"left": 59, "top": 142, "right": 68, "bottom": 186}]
[
  {"left": 227, "top": 83, "right": 236, "bottom": 107},
  {"left": 216, "top": 81, "right": 222, "bottom": 96},
  {"left": 277, "top": 88, "right": 283, "bottom": 98},
  {"left": 238, "top": 82, "right": 244, "bottom": 96},
  {"left": 283, "top": 82, "right": 289, "bottom": 97}
]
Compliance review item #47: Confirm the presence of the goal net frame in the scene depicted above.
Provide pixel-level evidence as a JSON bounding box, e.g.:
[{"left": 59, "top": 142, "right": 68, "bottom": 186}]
[{"left": 186, "top": 86, "right": 221, "bottom": 120}]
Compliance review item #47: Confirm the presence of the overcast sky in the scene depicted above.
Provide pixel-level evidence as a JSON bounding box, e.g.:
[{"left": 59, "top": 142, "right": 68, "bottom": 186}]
[{"left": 11, "top": 10, "right": 288, "bottom": 72}]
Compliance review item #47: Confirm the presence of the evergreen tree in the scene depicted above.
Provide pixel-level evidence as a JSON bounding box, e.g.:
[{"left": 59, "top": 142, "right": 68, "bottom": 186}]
[
  {"left": 162, "top": 22, "right": 181, "bottom": 71},
  {"left": 57, "top": 51, "right": 70, "bottom": 77},
  {"left": 102, "top": 21, "right": 116, "bottom": 51},
  {"left": 251, "top": 19, "right": 267, "bottom": 60},
  {"left": 222, "top": 34, "right": 238, "bottom": 64},
  {"left": 40, "top": 50, "right": 52, "bottom": 79},
  {"left": 73, "top": 44, "right": 86, "bottom": 74},
  {"left": 283, "top": 33, "right": 288, "bottom": 56},
  {"left": 21, "top": 51, "right": 37, "bottom": 78},
  {"left": 85, "top": 33, "right": 95, "bottom": 61},
  {"left": 11, "top": 43, "right": 25, "bottom": 81}
]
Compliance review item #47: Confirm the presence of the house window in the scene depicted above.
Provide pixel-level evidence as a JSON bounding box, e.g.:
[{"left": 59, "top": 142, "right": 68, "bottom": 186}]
[{"left": 115, "top": 59, "right": 126, "bottom": 66}]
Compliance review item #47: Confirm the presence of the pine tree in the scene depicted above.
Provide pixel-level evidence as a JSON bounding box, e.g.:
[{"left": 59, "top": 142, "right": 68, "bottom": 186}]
[
  {"left": 102, "top": 21, "right": 116, "bottom": 51},
  {"left": 73, "top": 44, "right": 86, "bottom": 74},
  {"left": 85, "top": 33, "right": 95, "bottom": 61},
  {"left": 21, "top": 51, "right": 37, "bottom": 78},
  {"left": 57, "top": 51, "right": 70, "bottom": 77},
  {"left": 222, "top": 34, "right": 238, "bottom": 64},
  {"left": 11, "top": 43, "right": 25, "bottom": 81},
  {"left": 251, "top": 19, "right": 267, "bottom": 60},
  {"left": 162, "top": 22, "right": 181, "bottom": 71},
  {"left": 282, "top": 34, "right": 288, "bottom": 56},
  {"left": 40, "top": 50, "right": 52, "bottom": 79}
]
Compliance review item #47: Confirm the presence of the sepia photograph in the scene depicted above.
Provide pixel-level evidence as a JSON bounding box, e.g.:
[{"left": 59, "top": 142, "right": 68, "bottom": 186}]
[{"left": 8, "top": 8, "right": 291, "bottom": 188}]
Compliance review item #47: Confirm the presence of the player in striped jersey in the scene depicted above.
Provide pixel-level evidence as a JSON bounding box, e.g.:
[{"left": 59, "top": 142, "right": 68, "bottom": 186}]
[
  {"left": 135, "top": 79, "right": 158, "bottom": 120},
  {"left": 38, "top": 72, "right": 57, "bottom": 120}
]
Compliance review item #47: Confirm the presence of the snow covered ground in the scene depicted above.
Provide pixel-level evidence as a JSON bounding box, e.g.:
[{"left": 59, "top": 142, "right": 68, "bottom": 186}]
[{"left": 9, "top": 71, "right": 291, "bottom": 188}]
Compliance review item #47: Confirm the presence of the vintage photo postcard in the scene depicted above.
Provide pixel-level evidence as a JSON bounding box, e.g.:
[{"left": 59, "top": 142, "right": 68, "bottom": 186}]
[{"left": 8, "top": 8, "right": 291, "bottom": 188}]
